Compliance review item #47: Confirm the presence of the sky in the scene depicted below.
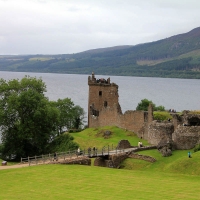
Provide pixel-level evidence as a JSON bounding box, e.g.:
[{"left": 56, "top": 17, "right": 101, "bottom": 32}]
[{"left": 0, "top": 0, "right": 200, "bottom": 55}]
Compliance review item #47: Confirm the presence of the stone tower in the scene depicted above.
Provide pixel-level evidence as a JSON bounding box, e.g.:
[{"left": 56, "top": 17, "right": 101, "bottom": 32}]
[{"left": 88, "top": 72, "right": 121, "bottom": 127}]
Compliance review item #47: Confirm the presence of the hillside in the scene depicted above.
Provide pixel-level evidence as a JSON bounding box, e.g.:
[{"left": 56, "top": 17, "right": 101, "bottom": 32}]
[
  {"left": 71, "top": 126, "right": 200, "bottom": 176},
  {"left": 1, "top": 27, "right": 200, "bottom": 78}
]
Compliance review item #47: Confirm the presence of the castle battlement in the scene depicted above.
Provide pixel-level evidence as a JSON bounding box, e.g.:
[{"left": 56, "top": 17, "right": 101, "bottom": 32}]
[{"left": 88, "top": 72, "right": 113, "bottom": 86}]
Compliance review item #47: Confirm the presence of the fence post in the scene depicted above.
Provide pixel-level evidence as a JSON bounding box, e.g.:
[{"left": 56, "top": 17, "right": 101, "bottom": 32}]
[
  {"left": 42, "top": 155, "right": 44, "bottom": 164},
  {"left": 69, "top": 150, "right": 71, "bottom": 159},
  {"left": 28, "top": 156, "right": 30, "bottom": 166},
  {"left": 35, "top": 155, "right": 37, "bottom": 165},
  {"left": 108, "top": 145, "right": 109, "bottom": 155}
]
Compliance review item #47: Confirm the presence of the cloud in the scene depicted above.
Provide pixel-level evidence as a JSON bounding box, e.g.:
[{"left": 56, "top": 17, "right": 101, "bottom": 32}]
[{"left": 0, "top": 0, "right": 200, "bottom": 54}]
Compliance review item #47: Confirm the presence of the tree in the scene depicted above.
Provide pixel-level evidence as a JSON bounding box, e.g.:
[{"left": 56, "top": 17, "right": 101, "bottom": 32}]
[
  {"left": 0, "top": 76, "right": 59, "bottom": 159},
  {"left": 71, "top": 105, "right": 85, "bottom": 129},
  {"left": 50, "top": 98, "right": 75, "bottom": 135},
  {"left": 136, "top": 99, "right": 155, "bottom": 111},
  {"left": 47, "top": 134, "right": 79, "bottom": 153},
  {"left": 51, "top": 99, "right": 86, "bottom": 135},
  {"left": 136, "top": 98, "right": 165, "bottom": 111}
]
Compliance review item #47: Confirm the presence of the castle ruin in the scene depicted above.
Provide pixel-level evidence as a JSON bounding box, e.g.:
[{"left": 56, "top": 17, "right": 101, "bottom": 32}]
[{"left": 88, "top": 72, "right": 200, "bottom": 150}]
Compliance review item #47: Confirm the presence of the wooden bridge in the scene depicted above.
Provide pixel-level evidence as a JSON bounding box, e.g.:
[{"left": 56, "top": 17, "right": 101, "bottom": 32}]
[{"left": 21, "top": 145, "right": 156, "bottom": 166}]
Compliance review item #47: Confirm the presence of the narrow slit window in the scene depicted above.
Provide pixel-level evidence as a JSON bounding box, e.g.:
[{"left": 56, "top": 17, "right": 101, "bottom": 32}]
[
  {"left": 99, "top": 91, "right": 102, "bottom": 96},
  {"left": 104, "top": 101, "right": 107, "bottom": 107}
]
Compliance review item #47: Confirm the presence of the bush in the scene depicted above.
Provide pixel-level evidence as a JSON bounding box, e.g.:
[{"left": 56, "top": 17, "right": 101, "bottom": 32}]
[
  {"left": 136, "top": 99, "right": 165, "bottom": 111},
  {"left": 136, "top": 99, "right": 155, "bottom": 111},
  {"left": 154, "top": 105, "right": 165, "bottom": 111},
  {"left": 194, "top": 144, "right": 200, "bottom": 152},
  {"left": 153, "top": 111, "right": 172, "bottom": 121}
]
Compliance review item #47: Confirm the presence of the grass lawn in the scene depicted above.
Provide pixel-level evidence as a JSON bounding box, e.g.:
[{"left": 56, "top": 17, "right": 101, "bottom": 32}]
[
  {"left": 0, "top": 164, "right": 200, "bottom": 200},
  {"left": 1, "top": 126, "right": 200, "bottom": 199}
]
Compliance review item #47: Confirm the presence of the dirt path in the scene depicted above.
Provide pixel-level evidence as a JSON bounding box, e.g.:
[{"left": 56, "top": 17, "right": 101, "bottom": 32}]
[{"left": 0, "top": 163, "right": 30, "bottom": 170}]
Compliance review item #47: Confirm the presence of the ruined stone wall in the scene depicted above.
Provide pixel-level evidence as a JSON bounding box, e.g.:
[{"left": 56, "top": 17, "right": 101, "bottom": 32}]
[
  {"left": 94, "top": 157, "right": 107, "bottom": 167},
  {"left": 172, "top": 126, "right": 200, "bottom": 149},
  {"left": 93, "top": 153, "right": 128, "bottom": 168},
  {"left": 118, "top": 110, "right": 146, "bottom": 134},
  {"left": 89, "top": 108, "right": 147, "bottom": 137},
  {"left": 128, "top": 153, "right": 156, "bottom": 162},
  {"left": 109, "top": 153, "right": 129, "bottom": 168},
  {"left": 117, "top": 140, "right": 132, "bottom": 149},
  {"left": 89, "top": 105, "right": 120, "bottom": 128},
  {"left": 60, "top": 157, "right": 91, "bottom": 165},
  {"left": 148, "top": 121, "right": 174, "bottom": 145}
]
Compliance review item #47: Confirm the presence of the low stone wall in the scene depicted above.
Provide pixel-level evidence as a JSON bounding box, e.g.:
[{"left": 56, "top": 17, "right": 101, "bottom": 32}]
[
  {"left": 60, "top": 157, "right": 91, "bottom": 165},
  {"left": 128, "top": 153, "right": 156, "bottom": 162}
]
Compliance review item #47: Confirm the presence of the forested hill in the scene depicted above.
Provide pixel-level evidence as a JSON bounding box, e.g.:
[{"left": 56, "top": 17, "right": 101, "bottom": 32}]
[{"left": 1, "top": 27, "right": 200, "bottom": 79}]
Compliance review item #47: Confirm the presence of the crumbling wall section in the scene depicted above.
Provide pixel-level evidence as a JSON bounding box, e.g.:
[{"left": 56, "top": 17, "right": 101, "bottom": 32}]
[
  {"left": 148, "top": 121, "right": 174, "bottom": 145},
  {"left": 128, "top": 153, "right": 156, "bottom": 162},
  {"left": 172, "top": 126, "right": 200, "bottom": 149}
]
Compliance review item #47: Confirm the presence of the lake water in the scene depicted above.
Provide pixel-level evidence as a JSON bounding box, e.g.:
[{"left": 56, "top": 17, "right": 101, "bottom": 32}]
[{"left": 1, "top": 71, "right": 200, "bottom": 116}]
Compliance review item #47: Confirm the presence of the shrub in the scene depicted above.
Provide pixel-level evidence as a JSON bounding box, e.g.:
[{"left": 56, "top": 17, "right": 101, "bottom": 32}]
[
  {"left": 153, "top": 111, "right": 172, "bottom": 121},
  {"left": 194, "top": 144, "right": 200, "bottom": 152},
  {"left": 136, "top": 99, "right": 165, "bottom": 111}
]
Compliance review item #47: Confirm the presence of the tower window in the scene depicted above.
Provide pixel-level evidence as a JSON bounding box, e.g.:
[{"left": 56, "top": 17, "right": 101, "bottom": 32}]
[
  {"left": 104, "top": 101, "right": 107, "bottom": 107},
  {"left": 99, "top": 91, "right": 102, "bottom": 96}
]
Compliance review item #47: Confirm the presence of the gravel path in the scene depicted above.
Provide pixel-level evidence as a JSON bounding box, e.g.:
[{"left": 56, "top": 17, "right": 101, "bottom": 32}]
[{"left": 0, "top": 163, "right": 29, "bottom": 170}]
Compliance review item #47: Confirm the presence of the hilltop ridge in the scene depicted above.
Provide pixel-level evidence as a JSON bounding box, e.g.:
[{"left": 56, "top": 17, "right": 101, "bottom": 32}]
[{"left": 0, "top": 27, "right": 200, "bottom": 79}]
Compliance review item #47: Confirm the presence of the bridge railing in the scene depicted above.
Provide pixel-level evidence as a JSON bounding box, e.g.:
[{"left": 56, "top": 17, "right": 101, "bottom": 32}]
[
  {"left": 21, "top": 150, "right": 80, "bottom": 166},
  {"left": 21, "top": 145, "right": 128, "bottom": 166}
]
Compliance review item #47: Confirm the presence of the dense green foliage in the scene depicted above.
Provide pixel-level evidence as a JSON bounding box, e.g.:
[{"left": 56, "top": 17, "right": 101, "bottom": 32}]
[
  {"left": 50, "top": 99, "right": 85, "bottom": 135},
  {"left": 1, "top": 27, "right": 200, "bottom": 79},
  {"left": 194, "top": 144, "right": 200, "bottom": 152},
  {"left": 136, "top": 98, "right": 165, "bottom": 111},
  {"left": 0, "top": 76, "right": 84, "bottom": 160},
  {"left": 47, "top": 134, "right": 79, "bottom": 152}
]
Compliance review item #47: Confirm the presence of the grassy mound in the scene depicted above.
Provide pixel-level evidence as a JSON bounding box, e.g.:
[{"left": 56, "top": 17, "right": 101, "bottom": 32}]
[{"left": 70, "top": 126, "right": 149, "bottom": 150}]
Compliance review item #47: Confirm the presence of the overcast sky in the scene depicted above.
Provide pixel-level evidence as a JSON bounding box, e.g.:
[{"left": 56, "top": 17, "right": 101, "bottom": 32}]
[{"left": 0, "top": 0, "right": 200, "bottom": 55}]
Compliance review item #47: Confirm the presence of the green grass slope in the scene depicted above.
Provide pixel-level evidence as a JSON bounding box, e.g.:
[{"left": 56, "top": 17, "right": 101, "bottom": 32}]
[
  {"left": 121, "top": 149, "right": 200, "bottom": 175},
  {"left": 72, "top": 126, "right": 200, "bottom": 176},
  {"left": 70, "top": 126, "right": 149, "bottom": 150}
]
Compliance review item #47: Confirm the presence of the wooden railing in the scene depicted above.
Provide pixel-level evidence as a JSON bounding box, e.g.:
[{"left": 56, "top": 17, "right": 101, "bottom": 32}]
[{"left": 21, "top": 145, "right": 138, "bottom": 166}]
